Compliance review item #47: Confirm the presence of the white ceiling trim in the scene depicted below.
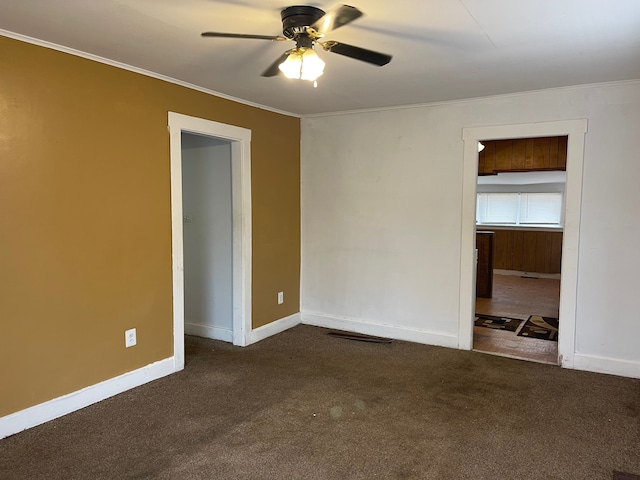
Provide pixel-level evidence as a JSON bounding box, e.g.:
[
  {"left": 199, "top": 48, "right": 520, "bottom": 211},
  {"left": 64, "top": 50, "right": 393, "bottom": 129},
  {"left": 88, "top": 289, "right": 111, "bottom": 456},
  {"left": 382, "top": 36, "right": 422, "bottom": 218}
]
[
  {"left": 3, "top": 27, "right": 639, "bottom": 121},
  {"left": 0, "top": 28, "right": 300, "bottom": 119},
  {"left": 301, "top": 78, "right": 640, "bottom": 119}
]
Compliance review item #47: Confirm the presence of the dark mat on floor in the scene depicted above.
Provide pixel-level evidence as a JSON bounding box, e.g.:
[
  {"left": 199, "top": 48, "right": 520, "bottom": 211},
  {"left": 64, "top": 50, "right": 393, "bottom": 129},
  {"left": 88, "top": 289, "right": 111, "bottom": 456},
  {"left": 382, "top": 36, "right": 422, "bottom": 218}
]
[
  {"left": 517, "top": 315, "right": 559, "bottom": 341},
  {"left": 474, "top": 314, "right": 523, "bottom": 332}
]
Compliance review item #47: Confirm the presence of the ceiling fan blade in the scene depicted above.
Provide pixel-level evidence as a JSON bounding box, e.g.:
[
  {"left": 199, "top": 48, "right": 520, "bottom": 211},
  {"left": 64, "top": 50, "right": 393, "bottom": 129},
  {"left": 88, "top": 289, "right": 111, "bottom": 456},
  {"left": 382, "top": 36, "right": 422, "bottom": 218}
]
[
  {"left": 201, "top": 32, "right": 287, "bottom": 41},
  {"left": 312, "top": 5, "right": 363, "bottom": 34},
  {"left": 261, "top": 52, "right": 290, "bottom": 77},
  {"left": 321, "top": 41, "right": 392, "bottom": 66}
]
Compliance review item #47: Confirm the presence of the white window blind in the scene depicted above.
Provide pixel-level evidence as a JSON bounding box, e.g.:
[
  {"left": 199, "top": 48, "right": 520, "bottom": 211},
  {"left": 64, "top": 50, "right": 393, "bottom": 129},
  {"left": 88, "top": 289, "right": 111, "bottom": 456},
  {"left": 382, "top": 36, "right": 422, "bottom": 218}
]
[
  {"left": 477, "top": 193, "right": 519, "bottom": 224},
  {"left": 519, "top": 193, "right": 562, "bottom": 224},
  {"left": 477, "top": 192, "right": 562, "bottom": 227}
]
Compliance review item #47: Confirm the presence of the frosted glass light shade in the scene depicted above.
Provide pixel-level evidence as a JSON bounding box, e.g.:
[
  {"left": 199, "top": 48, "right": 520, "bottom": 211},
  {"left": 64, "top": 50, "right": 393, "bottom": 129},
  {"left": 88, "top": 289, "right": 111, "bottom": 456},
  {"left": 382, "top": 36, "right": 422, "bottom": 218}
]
[{"left": 278, "top": 48, "right": 325, "bottom": 81}]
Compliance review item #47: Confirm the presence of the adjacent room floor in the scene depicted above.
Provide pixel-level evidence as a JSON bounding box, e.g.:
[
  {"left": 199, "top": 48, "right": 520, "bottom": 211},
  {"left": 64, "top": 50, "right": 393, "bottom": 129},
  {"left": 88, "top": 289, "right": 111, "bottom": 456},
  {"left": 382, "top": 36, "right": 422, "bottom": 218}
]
[{"left": 474, "top": 273, "right": 560, "bottom": 364}]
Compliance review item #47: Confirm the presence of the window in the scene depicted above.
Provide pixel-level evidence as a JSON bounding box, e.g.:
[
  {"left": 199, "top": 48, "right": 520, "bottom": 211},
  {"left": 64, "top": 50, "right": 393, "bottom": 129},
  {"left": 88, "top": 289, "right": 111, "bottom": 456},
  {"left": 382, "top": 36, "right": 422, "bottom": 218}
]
[{"left": 476, "top": 192, "right": 562, "bottom": 227}]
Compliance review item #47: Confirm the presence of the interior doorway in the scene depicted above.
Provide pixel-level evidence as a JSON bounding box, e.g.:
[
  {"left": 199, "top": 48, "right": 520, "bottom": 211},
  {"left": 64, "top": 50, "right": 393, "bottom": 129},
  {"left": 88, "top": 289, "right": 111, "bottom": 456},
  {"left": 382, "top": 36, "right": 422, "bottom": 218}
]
[
  {"left": 473, "top": 161, "right": 564, "bottom": 363},
  {"left": 168, "top": 112, "right": 253, "bottom": 372},
  {"left": 459, "top": 120, "right": 588, "bottom": 370},
  {"left": 181, "top": 133, "right": 233, "bottom": 342}
]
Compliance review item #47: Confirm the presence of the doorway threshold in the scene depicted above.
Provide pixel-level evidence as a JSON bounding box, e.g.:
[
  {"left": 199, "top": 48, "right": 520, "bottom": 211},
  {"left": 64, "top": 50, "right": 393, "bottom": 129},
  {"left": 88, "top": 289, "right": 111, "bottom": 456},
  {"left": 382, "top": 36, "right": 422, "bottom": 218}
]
[{"left": 472, "top": 348, "right": 558, "bottom": 366}]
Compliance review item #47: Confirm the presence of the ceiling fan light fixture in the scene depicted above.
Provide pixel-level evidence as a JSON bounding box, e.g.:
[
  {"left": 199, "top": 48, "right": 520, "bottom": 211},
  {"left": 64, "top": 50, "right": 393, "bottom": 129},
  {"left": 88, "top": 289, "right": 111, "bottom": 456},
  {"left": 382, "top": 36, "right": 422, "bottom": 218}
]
[{"left": 278, "top": 48, "right": 325, "bottom": 81}]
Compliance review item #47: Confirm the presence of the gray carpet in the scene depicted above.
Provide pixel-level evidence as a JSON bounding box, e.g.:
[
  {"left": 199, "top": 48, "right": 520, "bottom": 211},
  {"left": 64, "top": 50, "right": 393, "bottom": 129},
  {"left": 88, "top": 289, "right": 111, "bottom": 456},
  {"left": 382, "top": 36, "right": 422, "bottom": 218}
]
[{"left": 1, "top": 325, "right": 639, "bottom": 479}]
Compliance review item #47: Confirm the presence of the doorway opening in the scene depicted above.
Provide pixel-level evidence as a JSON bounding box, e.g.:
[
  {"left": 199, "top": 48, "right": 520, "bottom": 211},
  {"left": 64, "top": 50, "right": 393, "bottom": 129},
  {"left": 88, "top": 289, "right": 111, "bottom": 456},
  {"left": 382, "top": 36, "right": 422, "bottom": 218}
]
[
  {"left": 459, "top": 120, "right": 588, "bottom": 370},
  {"left": 168, "top": 112, "right": 252, "bottom": 372},
  {"left": 181, "top": 132, "right": 234, "bottom": 342},
  {"left": 473, "top": 150, "right": 565, "bottom": 364}
]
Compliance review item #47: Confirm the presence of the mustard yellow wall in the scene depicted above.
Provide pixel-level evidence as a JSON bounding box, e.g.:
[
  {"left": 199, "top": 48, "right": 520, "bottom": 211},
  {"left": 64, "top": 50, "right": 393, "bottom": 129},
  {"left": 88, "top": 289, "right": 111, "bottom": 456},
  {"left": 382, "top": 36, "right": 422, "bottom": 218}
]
[{"left": 0, "top": 36, "right": 300, "bottom": 417}]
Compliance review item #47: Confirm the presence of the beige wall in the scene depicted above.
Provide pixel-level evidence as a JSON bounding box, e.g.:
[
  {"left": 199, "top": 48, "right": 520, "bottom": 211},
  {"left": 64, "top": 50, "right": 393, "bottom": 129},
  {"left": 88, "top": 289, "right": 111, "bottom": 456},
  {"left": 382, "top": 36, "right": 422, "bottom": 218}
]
[{"left": 0, "top": 36, "right": 300, "bottom": 416}]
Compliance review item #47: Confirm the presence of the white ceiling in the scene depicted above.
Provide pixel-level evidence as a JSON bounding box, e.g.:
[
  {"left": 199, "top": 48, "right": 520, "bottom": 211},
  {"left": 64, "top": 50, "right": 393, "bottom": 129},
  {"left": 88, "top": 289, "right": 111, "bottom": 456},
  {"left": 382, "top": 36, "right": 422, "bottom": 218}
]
[{"left": 1, "top": 0, "right": 639, "bottom": 116}]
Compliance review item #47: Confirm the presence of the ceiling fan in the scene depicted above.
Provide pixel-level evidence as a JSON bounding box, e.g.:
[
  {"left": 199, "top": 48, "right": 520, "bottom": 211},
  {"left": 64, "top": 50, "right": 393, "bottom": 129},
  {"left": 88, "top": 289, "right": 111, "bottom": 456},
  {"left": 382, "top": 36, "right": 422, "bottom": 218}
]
[{"left": 201, "top": 4, "right": 392, "bottom": 84}]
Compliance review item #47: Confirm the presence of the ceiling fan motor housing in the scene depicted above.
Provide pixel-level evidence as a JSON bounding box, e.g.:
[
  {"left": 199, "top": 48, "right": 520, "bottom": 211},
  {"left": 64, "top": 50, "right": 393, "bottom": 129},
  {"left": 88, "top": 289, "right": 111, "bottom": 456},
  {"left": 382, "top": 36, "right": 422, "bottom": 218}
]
[{"left": 280, "top": 5, "right": 325, "bottom": 39}]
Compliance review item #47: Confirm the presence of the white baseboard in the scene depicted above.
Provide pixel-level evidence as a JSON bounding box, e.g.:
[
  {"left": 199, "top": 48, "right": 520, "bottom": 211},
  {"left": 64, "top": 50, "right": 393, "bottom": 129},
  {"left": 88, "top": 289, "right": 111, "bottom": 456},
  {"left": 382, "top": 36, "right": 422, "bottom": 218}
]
[
  {"left": 494, "top": 269, "right": 561, "bottom": 280},
  {"left": 301, "top": 312, "right": 458, "bottom": 349},
  {"left": 245, "top": 312, "right": 301, "bottom": 345},
  {"left": 185, "top": 321, "right": 233, "bottom": 343},
  {"left": 572, "top": 353, "right": 640, "bottom": 379},
  {"left": 0, "top": 357, "right": 177, "bottom": 440}
]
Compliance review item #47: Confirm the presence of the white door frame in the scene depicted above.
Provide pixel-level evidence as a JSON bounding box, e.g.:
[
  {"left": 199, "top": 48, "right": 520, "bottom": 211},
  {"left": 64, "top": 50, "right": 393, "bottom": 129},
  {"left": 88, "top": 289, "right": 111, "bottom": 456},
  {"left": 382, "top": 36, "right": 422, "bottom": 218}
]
[
  {"left": 459, "top": 119, "right": 588, "bottom": 369},
  {"left": 168, "top": 112, "right": 252, "bottom": 371}
]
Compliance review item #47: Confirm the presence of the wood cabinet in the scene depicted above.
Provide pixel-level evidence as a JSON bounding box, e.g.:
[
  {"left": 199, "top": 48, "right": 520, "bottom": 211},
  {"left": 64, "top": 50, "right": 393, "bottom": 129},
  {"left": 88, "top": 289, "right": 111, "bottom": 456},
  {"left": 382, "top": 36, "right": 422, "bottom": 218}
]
[
  {"left": 476, "top": 231, "right": 494, "bottom": 298},
  {"left": 478, "top": 136, "right": 568, "bottom": 175}
]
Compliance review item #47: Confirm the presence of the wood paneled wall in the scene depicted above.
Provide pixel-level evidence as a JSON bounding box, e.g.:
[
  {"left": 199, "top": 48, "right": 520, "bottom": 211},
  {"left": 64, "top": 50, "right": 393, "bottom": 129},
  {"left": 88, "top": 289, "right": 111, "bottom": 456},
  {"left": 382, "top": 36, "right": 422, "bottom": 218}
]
[
  {"left": 478, "top": 229, "right": 563, "bottom": 274},
  {"left": 479, "top": 136, "right": 568, "bottom": 175}
]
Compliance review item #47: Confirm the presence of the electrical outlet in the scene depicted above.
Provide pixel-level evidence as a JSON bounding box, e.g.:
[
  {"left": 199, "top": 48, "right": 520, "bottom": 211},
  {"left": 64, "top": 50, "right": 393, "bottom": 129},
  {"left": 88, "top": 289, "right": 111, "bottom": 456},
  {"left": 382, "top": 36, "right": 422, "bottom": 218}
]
[
  {"left": 277, "top": 291, "right": 284, "bottom": 305},
  {"left": 125, "top": 328, "right": 137, "bottom": 348}
]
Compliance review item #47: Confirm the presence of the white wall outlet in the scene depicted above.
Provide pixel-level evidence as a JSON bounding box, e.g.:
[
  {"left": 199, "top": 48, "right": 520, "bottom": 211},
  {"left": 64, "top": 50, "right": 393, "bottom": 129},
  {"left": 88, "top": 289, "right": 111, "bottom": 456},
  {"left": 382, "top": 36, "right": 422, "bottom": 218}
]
[
  {"left": 125, "top": 328, "right": 137, "bottom": 348},
  {"left": 277, "top": 291, "right": 284, "bottom": 305}
]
